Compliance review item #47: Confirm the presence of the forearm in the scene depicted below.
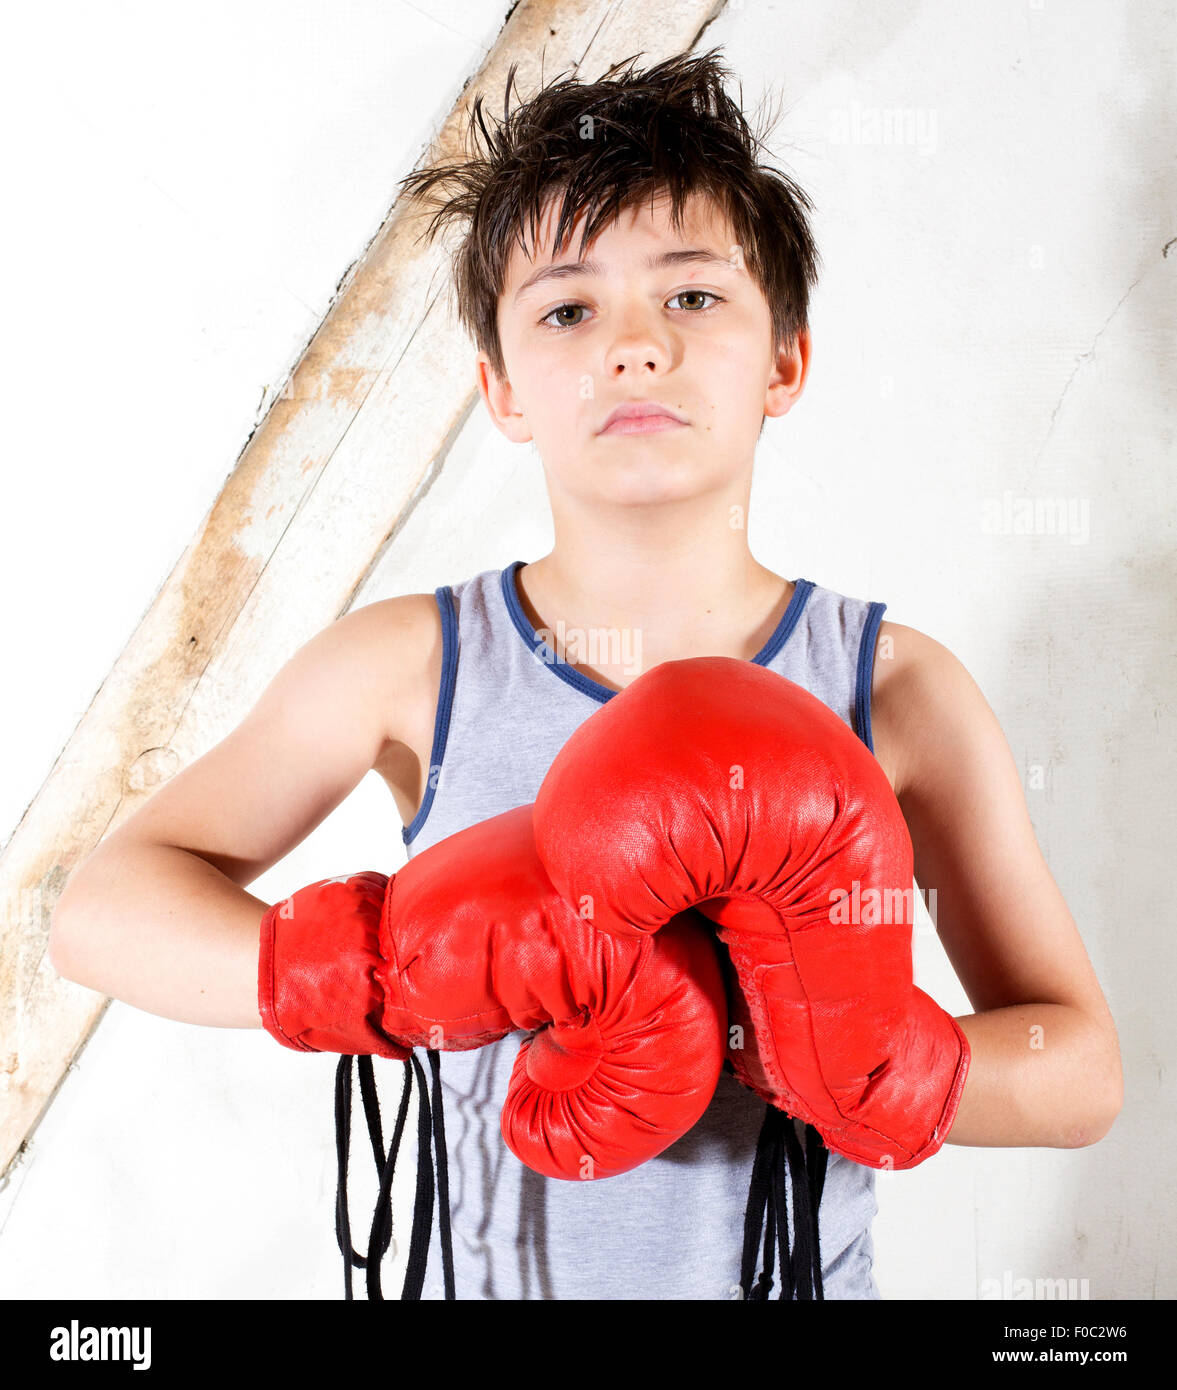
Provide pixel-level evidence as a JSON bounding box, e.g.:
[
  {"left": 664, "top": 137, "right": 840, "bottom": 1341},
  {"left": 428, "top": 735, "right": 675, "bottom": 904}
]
[
  {"left": 944, "top": 1003, "right": 1121, "bottom": 1149},
  {"left": 49, "top": 841, "right": 268, "bottom": 1029}
]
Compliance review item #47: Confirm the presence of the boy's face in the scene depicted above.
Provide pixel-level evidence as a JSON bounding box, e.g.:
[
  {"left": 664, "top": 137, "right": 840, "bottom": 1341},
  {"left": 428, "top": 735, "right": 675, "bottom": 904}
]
[{"left": 478, "top": 188, "right": 809, "bottom": 511}]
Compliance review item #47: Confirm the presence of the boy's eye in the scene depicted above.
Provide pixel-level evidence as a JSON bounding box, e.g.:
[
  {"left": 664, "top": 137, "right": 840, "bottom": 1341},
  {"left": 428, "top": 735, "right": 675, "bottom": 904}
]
[
  {"left": 544, "top": 303, "right": 589, "bottom": 330},
  {"left": 671, "top": 289, "right": 719, "bottom": 312},
  {"left": 540, "top": 290, "right": 723, "bottom": 332}
]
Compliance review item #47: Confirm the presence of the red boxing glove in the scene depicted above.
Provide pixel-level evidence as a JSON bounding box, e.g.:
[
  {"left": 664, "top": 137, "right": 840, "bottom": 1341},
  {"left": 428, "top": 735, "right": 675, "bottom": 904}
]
[
  {"left": 258, "top": 803, "right": 727, "bottom": 1182},
  {"left": 532, "top": 656, "right": 970, "bottom": 1172}
]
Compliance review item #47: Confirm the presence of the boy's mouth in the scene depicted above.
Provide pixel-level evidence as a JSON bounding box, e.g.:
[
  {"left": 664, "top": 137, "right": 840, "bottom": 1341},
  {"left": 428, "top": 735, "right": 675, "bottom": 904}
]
[{"left": 598, "top": 400, "right": 689, "bottom": 435}]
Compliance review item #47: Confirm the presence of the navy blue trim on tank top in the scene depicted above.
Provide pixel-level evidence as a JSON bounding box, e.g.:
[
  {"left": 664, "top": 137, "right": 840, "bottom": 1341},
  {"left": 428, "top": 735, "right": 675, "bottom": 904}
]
[
  {"left": 402, "top": 584, "right": 459, "bottom": 846},
  {"left": 854, "top": 600, "right": 888, "bottom": 756},
  {"left": 402, "top": 563, "right": 879, "bottom": 847},
  {"left": 500, "top": 559, "right": 815, "bottom": 706}
]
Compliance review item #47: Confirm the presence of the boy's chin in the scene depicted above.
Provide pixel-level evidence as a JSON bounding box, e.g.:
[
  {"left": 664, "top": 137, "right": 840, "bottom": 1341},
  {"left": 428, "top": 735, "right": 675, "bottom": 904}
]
[
  {"left": 542, "top": 443, "right": 744, "bottom": 507},
  {"left": 580, "top": 474, "right": 726, "bottom": 509}
]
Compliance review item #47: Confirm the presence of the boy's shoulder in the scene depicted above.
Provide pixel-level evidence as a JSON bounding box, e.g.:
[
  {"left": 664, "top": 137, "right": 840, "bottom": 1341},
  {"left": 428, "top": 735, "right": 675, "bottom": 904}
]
[
  {"left": 342, "top": 590, "right": 443, "bottom": 733},
  {"left": 871, "top": 618, "right": 996, "bottom": 802},
  {"left": 350, "top": 590, "right": 442, "bottom": 646},
  {"left": 338, "top": 593, "right": 444, "bottom": 820}
]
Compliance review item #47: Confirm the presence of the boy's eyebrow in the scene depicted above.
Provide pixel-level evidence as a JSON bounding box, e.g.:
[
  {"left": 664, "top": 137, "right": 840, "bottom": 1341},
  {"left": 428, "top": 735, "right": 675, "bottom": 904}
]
[{"left": 513, "top": 248, "right": 736, "bottom": 302}]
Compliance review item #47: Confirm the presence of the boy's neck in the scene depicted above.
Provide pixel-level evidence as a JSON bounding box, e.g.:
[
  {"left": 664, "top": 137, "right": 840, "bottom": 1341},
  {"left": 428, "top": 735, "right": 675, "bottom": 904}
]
[{"left": 516, "top": 535, "right": 793, "bottom": 688}]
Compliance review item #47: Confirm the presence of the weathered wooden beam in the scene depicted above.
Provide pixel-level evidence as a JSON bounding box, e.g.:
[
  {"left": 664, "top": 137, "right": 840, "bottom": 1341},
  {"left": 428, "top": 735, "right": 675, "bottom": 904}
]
[{"left": 0, "top": 0, "right": 726, "bottom": 1179}]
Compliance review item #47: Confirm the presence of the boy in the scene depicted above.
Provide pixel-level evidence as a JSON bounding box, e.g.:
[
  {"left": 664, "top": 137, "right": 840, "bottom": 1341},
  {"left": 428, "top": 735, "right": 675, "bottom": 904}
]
[{"left": 49, "top": 49, "right": 1122, "bottom": 1300}]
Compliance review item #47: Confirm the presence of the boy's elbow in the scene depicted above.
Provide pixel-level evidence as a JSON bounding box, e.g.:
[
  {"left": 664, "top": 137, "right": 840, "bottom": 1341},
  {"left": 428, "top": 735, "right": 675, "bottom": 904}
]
[
  {"left": 1091, "top": 1085, "right": 1124, "bottom": 1146},
  {"left": 1066, "top": 1056, "right": 1124, "bottom": 1148},
  {"left": 1067, "top": 1105, "right": 1120, "bottom": 1148},
  {"left": 47, "top": 887, "right": 97, "bottom": 988},
  {"left": 47, "top": 905, "right": 80, "bottom": 982}
]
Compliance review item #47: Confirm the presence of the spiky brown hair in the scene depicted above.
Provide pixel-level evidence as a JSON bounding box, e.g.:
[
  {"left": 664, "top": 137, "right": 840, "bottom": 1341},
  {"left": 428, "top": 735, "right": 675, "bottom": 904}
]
[{"left": 397, "top": 47, "right": 821, "bottom": 383}]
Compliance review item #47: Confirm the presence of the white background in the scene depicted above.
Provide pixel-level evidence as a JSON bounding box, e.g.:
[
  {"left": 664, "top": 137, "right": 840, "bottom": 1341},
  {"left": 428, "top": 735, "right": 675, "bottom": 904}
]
[{"left": 0, "top": 0, "right": 1173, "bottom": 1301}]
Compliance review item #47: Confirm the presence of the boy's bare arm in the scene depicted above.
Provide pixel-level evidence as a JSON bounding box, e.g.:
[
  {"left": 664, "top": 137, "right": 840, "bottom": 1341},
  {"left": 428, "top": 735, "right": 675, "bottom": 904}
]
[
  {"left": 874, "top": 622, "right": 1123, "bottom": 1149},
  {"left": 47, "top": 595, "right": 438, "bottom": 1029}
]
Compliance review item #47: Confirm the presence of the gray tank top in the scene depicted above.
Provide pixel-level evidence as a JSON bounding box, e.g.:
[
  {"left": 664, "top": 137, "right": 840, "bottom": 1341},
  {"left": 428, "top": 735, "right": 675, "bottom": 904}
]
[{"left": 400, "top": 560, "right": 889, "bottom": 1300}]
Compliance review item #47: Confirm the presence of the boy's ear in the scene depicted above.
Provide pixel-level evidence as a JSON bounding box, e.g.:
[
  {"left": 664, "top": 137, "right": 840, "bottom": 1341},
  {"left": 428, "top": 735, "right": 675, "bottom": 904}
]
[
  {"left": 475, "top": 352, "right": 532, "bottom": 444},
  {"left": 764, "top": 327, "right": 812, "bottom": 422}
]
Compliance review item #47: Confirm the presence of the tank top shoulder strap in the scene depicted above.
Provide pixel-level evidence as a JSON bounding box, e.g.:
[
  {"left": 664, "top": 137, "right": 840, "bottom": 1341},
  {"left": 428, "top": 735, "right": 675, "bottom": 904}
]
[
  {"left": 762, "top": 578, "right": 888, "bottom": 754},
  {"left": 399, "top": 578, "right": 460, "bottom": 847}
]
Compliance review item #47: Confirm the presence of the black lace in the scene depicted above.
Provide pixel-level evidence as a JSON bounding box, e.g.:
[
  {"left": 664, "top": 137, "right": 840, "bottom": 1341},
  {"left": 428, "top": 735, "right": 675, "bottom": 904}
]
[
  {"left": 334, "top": 1050, "right": 455, "bottom": 1300},
  {"left": 334, "top": 1054, "right": 824, "bottom": 1301},
  {"left": 739, "top": 1103, "right": 829, "bottom": 1299}
]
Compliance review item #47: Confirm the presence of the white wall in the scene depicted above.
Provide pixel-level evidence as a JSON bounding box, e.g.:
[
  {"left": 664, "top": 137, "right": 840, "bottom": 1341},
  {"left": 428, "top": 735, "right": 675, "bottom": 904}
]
[{"left": 1, "top": 0, "right": 1172, "bottom": 1301}]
